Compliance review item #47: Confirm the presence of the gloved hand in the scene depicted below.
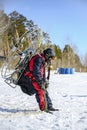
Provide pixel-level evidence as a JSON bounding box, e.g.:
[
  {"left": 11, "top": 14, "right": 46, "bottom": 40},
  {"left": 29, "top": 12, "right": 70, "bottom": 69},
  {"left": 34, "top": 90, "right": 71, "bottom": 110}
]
[
  {"left": 38, "top": 80, "right": 49, "bottom": 90},
  {"left": 38, "top": 80, "right": 45, "bottom": 90},
  {"left": 45, "top": 80, "right": 49, "bottom": 89},
  {"left": 41, "top": 84, "right": 46, "bottom": 91},
  {"left": 38, "top": 80, "right": 43, "bottom": 86}
]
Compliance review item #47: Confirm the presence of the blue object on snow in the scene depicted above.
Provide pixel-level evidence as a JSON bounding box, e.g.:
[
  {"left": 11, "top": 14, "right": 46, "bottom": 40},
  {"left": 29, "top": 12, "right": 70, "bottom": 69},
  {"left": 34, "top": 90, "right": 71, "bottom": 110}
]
[{"left": 59, "top": 68, "right": 75, "bottom": 74}]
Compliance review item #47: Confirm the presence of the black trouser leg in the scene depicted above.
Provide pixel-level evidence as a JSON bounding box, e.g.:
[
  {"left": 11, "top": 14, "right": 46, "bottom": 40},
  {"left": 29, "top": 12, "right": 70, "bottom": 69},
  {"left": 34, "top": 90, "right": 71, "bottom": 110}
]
[{"left": 45, "top": 91, "right": 53, "bottom": 109}]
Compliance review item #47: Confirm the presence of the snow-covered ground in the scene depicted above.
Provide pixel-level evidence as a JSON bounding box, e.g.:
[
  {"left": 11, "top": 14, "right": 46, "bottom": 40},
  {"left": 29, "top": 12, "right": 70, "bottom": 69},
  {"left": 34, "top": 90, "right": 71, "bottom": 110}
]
[{"left": 0, "top": 70, "right": 87, "bottom": 130}]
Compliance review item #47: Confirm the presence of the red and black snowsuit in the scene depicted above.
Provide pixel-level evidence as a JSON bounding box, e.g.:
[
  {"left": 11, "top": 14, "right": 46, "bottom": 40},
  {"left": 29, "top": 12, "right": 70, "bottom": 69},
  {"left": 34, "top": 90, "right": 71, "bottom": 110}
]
[{"left": 18, "top": 53, "right": 53, "bottom": 111}]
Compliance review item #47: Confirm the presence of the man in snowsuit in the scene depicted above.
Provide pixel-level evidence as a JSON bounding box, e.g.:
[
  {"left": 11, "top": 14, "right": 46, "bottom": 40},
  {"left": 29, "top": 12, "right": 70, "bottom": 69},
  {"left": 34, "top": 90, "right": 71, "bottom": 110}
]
[{"left": 18, "top": 48, "right": 57, "bottom": 111}]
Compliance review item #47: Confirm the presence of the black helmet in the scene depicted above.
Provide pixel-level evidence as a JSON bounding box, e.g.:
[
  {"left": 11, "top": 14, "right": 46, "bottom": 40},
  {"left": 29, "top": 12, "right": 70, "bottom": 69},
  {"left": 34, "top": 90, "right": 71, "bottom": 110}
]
[{"left": 43, "top": 48, "right": 55, "bottom": 60}]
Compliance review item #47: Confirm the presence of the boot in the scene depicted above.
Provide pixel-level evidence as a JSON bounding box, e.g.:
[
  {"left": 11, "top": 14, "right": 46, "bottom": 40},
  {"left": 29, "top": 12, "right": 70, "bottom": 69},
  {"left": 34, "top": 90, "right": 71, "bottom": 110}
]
[{"left": 48, "top": 107, "right": 59, "bottom": 111}]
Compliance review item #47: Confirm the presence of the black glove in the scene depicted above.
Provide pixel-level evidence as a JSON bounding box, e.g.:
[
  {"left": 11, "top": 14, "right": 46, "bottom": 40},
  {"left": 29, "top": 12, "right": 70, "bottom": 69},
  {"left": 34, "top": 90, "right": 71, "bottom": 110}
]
[
  {"left": 45, "top": 80, "right": 49, "bottom": 89},
  {"left": 38, "top": 80, "right": 43, "bottom": 85},
  {"left": 38, "top": 80, "right": 49, "bottom": 90},
  {"left": 38, "top": 81, "right": 46, "bottom": 90}
]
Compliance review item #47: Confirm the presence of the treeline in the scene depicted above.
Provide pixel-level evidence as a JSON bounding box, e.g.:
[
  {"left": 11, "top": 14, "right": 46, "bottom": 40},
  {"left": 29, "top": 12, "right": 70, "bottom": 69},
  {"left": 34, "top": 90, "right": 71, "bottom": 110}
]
[{"left": 0, "top": 10, "right": 87, "bottom": 71}]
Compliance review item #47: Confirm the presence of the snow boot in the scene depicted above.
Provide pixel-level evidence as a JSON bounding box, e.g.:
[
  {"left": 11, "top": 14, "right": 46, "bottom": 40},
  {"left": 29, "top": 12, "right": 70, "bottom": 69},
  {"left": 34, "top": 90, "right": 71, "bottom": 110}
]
[{"left": 48, "top": 107, "right": 59, "bottom": 111}]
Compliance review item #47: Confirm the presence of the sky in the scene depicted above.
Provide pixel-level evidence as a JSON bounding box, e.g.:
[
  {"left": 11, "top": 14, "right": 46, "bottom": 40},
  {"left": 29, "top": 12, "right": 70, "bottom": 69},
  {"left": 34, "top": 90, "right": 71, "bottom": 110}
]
[
  {"left": 0, "top": 70, "right": 87, "bottom": 129},
  {"left": 0, "top": 0, "right": 87, "bottom": 56}
]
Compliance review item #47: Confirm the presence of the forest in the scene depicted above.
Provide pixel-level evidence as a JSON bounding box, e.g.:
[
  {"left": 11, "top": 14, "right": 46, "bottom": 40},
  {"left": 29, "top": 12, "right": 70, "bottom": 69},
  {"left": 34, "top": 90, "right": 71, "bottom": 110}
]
[{"left": 0, "top": 10, "right": 87, "bottom": 72}]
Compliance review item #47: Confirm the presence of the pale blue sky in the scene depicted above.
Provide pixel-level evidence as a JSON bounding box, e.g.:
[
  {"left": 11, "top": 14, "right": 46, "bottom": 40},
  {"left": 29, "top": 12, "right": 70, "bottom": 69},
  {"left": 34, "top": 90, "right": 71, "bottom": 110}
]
[{"left": 1, "top": 0, "right": 87, "bottom": 56}]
